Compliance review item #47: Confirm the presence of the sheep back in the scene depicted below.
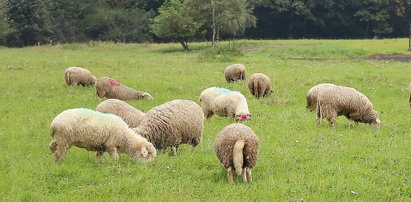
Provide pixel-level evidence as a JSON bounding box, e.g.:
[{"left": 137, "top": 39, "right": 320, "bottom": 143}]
[
  {"left": 248, "top": 73, "right": 272, "bottom": 98},
  {"left": 96, "top": 99, "right": 146, "bottom": 128},
  {"left": 95, "top": 77, "right": 153, "bottom": 100},
  {"left": 224, "top": 64, "right": 246, "bottom": 82},
  {"left": 64, "top": 66, "right": 96, "bottom": 86},
  {"left": 214, "top": 123, "right": 259, "bottom": 171},
  {"left": 134, "top": 99, "right": 204, "bottom": 150},
  {"left": 306, "top": 83, "right": 336, "bottom": 111}
]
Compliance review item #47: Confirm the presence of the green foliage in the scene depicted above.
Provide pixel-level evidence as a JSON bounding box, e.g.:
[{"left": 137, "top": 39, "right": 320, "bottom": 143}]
[
  {"left": 198, "top": 43, "right": 243, "bottom": 62},
  {"left": 0, "top": 39, "right": 411, "bottom": 200},
  {"left": 151, "top": 0, "right": 200, "bottom": 50},
  {"left": 5, "top": 0, "right": 51, "bottom": 47}
]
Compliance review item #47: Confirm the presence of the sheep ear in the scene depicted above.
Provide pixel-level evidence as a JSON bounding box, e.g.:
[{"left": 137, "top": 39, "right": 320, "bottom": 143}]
[{"left": 141, "top": 147, "right": 148, "bottom": 157}]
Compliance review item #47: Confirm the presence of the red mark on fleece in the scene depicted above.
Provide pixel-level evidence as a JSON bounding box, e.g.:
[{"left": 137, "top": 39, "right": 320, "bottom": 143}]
[
  {"left": 241, "top": 115, "right": 248, "bottom": 120},
  {"left": 108, "top": 78, "right": 120, "bottom": 86}
]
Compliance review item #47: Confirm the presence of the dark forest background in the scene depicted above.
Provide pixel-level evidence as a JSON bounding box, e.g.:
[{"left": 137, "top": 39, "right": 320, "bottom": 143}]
[{"left": 0, "top": 0, "right": 410, "bottom": 47}]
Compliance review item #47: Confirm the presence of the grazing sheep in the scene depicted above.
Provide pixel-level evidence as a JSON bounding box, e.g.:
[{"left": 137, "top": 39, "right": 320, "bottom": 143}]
[
  {"left": 409, "top": 82, "right": 411, "bottom": 107},
  {"left": 64, "top": 66, "right": 96, "bottom": 86},
  {"left": 316, "top": 85, "right": 380, "bottom": 128},
  {"left": 214, "top": 123, "right": 259, "bottom": 183},
  {"left": 248, "top": 73, "right": 272, "bottom": 98},
  {"left": 306, "top": 83, "right": 336, "bottom": 111},
  {"left": 96, "top": 99, "right": 145, "bottom": 128},
  {"left": 133, "top": 99, "right": 204, "bottom": 156},
  {"left": 224, "top": 64, "right": 246, "bottom": 82},
  {"left": 95, "top": 77, "right": 153, "bottom": 101},
  {"left": 200, "top": 87, "right": 251, "bottom": 121},
  {"left": 49, "top": 108, "right": 156, "bottom": 163}
]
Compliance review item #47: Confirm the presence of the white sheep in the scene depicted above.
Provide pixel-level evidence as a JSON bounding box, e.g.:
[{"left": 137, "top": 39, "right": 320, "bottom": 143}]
[
  {"left": 199, "top": 87, "right": 251, "bottom": 121},
  {"left": 316, "top": 85, "right": 380, "bottom": 128},
  {"left": 133, "top": 99, "right": 204, "bottom": 156},
  {"left": 214, "top": 123, "right": 259, "bottom": 183},
  {"left": 64, "top": 66, "right": 96, "bottom": 86},
  {"left": 49, "top": 108, "right": 156, "bottom": 162},
  {"left": 95, "top": 77, "right": 153, "bottom": 100},
  {"left": 224, "top": 64, "right": 246, "bottom": 82},
  {"left": 96, "top": 99, "right": 145, "bottom": 128}
]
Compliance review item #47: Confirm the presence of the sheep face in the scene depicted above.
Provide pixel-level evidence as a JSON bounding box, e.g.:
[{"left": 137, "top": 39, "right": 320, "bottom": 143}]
[
  {"left": 236, "top": 113, "right": 251, "bottom": 121},
  {"left": 142, "top": 93, "right": 154, "bottom": 100},
  {"left": 131, "top": 143, "right": 157, "bottom": 163},
  {"left": 370, "top": 118, "right": 380, "bottom": 128}
]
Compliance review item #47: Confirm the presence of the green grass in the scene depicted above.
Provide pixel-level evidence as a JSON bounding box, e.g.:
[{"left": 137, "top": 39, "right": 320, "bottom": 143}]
[{"left": 0, "top": 39, "right": 410, "bottom": 201}]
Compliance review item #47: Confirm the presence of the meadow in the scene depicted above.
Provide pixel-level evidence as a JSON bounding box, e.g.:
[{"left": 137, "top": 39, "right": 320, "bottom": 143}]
[{"left": 0, "top": 39, "right": 410, "bottom": 201}]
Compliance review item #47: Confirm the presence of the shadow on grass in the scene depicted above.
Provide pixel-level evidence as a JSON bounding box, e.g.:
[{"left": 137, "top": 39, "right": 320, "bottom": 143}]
[{"left": 152, "top": 44, "right": 210, "bottom": 54}]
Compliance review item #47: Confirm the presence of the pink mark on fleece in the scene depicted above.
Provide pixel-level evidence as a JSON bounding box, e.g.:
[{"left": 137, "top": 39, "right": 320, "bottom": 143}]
[
  {"left": 241, "top": 115, "right": 248, "bottom": 120},
  {"left": 108, "top": 78, "right": 120, "bottom": 86}
]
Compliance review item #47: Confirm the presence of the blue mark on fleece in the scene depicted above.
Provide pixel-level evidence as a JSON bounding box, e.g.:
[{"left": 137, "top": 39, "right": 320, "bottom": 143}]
[
  {"left": 215, "top": 87, "right": 232, "bottom": 95},
  {"left": 78, "top": 108, "right": 120, "bottom": 119},
  {"left": 214, "top": 87, "right": 245, "bottom": 100}
]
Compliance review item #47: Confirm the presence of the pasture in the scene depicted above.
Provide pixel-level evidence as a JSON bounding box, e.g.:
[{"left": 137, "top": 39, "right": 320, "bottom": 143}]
[{"left": 0, "top": 39, "right": 410, "bottom": 201}]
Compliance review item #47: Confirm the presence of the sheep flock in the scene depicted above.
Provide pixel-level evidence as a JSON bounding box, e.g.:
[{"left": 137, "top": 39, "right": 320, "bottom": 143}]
[{"left": 50, "top": 63, "right": 386, "bottom": 183}]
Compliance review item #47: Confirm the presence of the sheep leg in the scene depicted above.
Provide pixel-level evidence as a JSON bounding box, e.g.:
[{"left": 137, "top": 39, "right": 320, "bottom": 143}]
[
  {"left": 54, "top": 141, "right": 70, "bottom": 162},
  {"left": 246, "top": 167, "right": 252, "bottom": 182},
  {"left": 242, "top": 167, "right": 248, "bottom": 182},
  {"left": 205, "top": 112, "right": 214, "bottom": 120},
  {"left": 227, "top": 167, "right": 234, "bottom": 183},
  {"left": 348, "top": 119, "right": 353, "bottom": 128},
  {"left": 107, "top": 147, "right": 119, "bottom": 160},
  {"left": 49, "top": 140, "right": 58, "bottom": 153},
  {"left": 96, "top": 151, "right": 104, "bottom": 163},
  {"left": 316, "top": 106, "right": 323, "bottom": 125},
  {"left": 171, "top": 146, "right": 178, "bottom": 156}
]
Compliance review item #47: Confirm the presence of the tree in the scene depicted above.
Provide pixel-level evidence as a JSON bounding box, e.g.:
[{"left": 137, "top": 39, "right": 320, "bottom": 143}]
[
  {"left": 5, "top": 0, "right": 51, "bottom": 47},
  {"left": 151, "top": 0, "right": 200, "bottom": 50},
  {"left": 187, "top": 0, "right": 256, "bottom": 47}
]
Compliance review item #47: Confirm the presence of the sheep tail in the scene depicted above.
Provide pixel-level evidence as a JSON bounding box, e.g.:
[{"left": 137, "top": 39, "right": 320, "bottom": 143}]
[
  {"left": 233, "top": 139, "right": 245, "bottom": 175},
  {"left": 64, "top": 71, "right": 71, "bottom": 85},
  {"left": 253, "top": 81, "right": 259, "bottom": 97}
]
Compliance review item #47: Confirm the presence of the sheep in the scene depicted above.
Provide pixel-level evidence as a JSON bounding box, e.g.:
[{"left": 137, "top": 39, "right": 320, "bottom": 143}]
[
  {"left": 95, "top": 77, "right": 153, "bottom": 101},
  {"left": 64, "top": 66, "right": 96, "bottom": 86},
  {"left": 48, "top": 108, "right": 156, "bottom": 163},
  {"left": 248, "top": 73, "right": 272, "bottom": 98},
  {"left": 306, "top": 83, "right": 336, "bottom": 111},
  {"left": 224, "top": 64, "right": 246, "bottom": 83},
  {"left": 132, "top": 99, "right": 204, "bottom": 156},
  {"left": 409, "top": 81, "right": 411, "bottom": 107},
  {"left": 316, "top": 85, "right": 380, "bottom": 128},
  {"left": 214, "top": 123, "right": 259, "bottom": 183},
  {"left": 96, "top": 99, "right": 145, "bottom": 128},
  {"left": 199, "top": 87, "right": 251, "bottom": 121}
]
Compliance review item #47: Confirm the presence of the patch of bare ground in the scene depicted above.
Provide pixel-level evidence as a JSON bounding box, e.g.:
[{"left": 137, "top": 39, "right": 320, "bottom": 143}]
[{"left": 363, "top": 54, "right": 411, "bottom": 62}]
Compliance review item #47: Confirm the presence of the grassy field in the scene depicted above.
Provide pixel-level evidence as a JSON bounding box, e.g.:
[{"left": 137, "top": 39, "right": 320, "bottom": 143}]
[{"left": 0, "top": 39, "right": 410, "bottom": 201}]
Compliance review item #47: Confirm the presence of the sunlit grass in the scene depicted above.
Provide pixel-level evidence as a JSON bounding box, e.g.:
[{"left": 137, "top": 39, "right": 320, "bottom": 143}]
[{"left": 0, "top": 39, "right": 410, "bottom": 200}]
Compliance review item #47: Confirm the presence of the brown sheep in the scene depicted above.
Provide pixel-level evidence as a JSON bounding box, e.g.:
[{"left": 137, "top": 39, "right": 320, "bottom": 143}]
[
  {"left": 64, "top": 66, "right": 96, "bottom": 86},
  {"left": 224, "top": 64, "right": 246, "bottom": 83},
  {"left": 248, "top": 73, "right": 272, "bottom": 98},
  {"left": 96, "top": 99, "right": 145, "bottom": 128},
  {"left": 95, "top": 77, "right": 153, "bottom": 101},
  {"left": 133, "top": 99, "right": 204, "bottom": 156},
  {"left": 316, "top": 85, "right": 380, "bottom": 128},
  {"left": 306, "top": 83, "right": 336, "bottom": 111},
  {"left": 214, "top": 123, "right": 259, "bottom": 183}
]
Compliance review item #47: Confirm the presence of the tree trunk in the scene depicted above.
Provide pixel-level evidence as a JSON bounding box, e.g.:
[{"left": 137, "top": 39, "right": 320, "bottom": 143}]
[
  {"left": 179, "top": 41, "right": 189, "bottom": 51},
  {"left": 211, "top": 0, "right": 216, "bottom": 48}
]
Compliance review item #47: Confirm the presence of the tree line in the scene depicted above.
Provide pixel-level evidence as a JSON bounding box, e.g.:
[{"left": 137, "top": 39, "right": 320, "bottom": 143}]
[{"left": 0, "top": 0, "right": 410, "bottom": 48}]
